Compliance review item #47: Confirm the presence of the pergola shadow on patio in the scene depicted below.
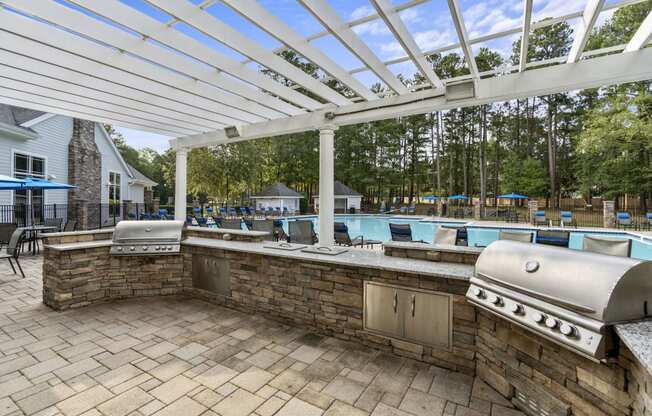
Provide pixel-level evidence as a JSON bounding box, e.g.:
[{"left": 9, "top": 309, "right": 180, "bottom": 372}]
[{"left": 0, "top": 257, "right": 522, "bottom": 416}]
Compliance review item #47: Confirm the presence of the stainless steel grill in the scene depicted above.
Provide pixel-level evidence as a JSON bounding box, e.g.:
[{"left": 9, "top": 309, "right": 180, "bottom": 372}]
[
  {"left": 110, "top": 220, "right": 185, "bottom": 256},
  {"left": 467, "top": 240, "right": 652, "bottom": 360}
]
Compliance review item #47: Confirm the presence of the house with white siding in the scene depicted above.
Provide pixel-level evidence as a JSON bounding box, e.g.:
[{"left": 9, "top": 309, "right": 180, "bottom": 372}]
[{"left": 0, "top": 104, "right": 156, "bottom": 227}]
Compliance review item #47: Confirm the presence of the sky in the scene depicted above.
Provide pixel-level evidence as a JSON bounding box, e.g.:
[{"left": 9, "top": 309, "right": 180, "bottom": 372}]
[{"left": 103, "top": 0, "right": 620, "bottom": 153}]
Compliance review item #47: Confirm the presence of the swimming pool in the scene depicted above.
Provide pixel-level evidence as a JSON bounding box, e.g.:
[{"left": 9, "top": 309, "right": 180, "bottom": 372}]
[{"left": 282, "top": 215, "right": 652, "bottom": 261}]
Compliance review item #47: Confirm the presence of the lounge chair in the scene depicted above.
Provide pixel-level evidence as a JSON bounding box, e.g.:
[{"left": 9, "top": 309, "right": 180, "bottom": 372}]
[
  {"left": 389, "top": 223, "right": 425, "bottom": 243},
  {"left": 1, "top": 228, "right": 25, "bottom": 278},
  {"left": 407, "top": 205, "right": 416, "bottom": 215},
  {"left": 43, "top": 218, "right": 63, "bottom": 232},
  {"left": 441, "top": 225, "right": 468, "bottom": 246},
  {"left": 282, "top": 207, "right": 289, "bottom": 217},
  {"left": 274, "top": 220, "right": 288, "bottom": 241},
  {"left": 229, "top": 207, "right": 238, "bottom": 218},
  {"left": 250, "top": 219, "right": 275, "bottom": 241},
  {"left": 239, "top": 207, "right": 247, "bottom": 217},
  {"left": 288, "top": 220, "right": 318, "bottom": 245},
  {"left": 399, "top": 206, "right": 407, "bottom": 215},
  {"left": 499, "top": 230, "right": 533, "bottom": 243},
  {"left": 211, "top": 216, "right": 223, "bottom": 228},
  {"left": 219, "top": 207, "right": 227, "bottom": 217},
  {"left": 196, "top": 217, "right": 208, "bottom": 227},
  {"left": 186, "top": 216, "right": 194, "bottom": 226},
  {"left": 583, "top": 235, "right": 631, "bottom": 257},
  {"left": 560, "top": 211, "right": 577, "bottom": 228},
  {"left": 534, "top": 210, "right": 549, "bottom": 227},
  {"left": 219, "top": 219, "right": 242, "bottom": 230},
  {"left": 645, "top": 213, "right": 652, "bottom": 231},
  {"left": 616, "top": 212, "right": 634, "bottom": 229},
  {"left": 536, "top": 230, "right": 570, "bottom": 247},
  {"left": 334, "top": 222, "right": 364, "bottom": 247},
  {"left": 63, "top": 220, "right": 77, "bottom": 232},
  {"left": 433, "top": 227, "right": 457, "bottom": 245}
]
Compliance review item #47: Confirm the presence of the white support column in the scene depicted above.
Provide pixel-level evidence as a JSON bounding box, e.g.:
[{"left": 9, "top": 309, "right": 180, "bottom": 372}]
[
  {"left": 318, "top": 126, "right": 337, "bottom": 247},
  {"left": 175, "top": 148, "right": 188, "bottom": 221}
]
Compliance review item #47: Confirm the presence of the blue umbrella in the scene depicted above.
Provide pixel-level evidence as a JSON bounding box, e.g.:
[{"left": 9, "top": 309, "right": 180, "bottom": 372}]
[
  {"left": 497, "top": 193, "right": 528, "bottom": 199},
  {"left": 0, "top": 175, "right": 26, "bottom": 184},
  {"left": 0, "top": 177, "right": 76, "bottom": 190},
  {"left": 423, "top": 195, "right": 439, "bottom": 201},
  {"left": 447, "top": 194, "right": 469, "bottom": 200}
]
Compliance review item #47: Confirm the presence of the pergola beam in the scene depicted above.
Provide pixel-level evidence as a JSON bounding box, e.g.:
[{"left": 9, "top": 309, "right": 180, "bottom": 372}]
[
  {"left": 624, "top": 10, "right": 652, "bottom": 52},
  {"left": 171, "top": 47, "right": 652, "bottom": 149},
  {"left": 447, "top": 0, "right": 479, "bottom": 78},
  {"left": 145, "top": 0, "right": 353, "bottom": 106},
  {"left": 297, "top": 0, "right": 408, "bottom": 95},
  {"left": 221, "top": 0, "right": 376, "bottom": 102},
  {"left": 519, "top": 0, "right": 534, "bottom": 72},
  {"left": 0, "top": 49, "right": 230, "bottom": 130},
  {"left": 63, "top": 0, "right": 316, "bottom": 114},
  {"left": 568, "top": 0, "right": 606, "bottom": 63},
  {"left": 370, "top": 0, "right": 444, "bottom": 90}
]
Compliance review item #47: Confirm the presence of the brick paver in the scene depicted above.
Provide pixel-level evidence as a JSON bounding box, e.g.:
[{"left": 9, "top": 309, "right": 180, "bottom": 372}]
[{"left": 0, "top": 255, "right": 525, "bottom": 415}]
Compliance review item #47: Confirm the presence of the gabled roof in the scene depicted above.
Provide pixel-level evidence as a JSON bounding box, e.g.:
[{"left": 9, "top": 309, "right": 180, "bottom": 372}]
[
  {"left": 314, "top": 181, "right": 362, "bottom": 198},
  {"left": 127, "top": 163, "right": 157, "bottom": 187},
  {"left": 0, "top": 104, "right": 41, "bottom": 140},
  {"left": 251, "top": 182, "right": 302, "bottom": 198}
]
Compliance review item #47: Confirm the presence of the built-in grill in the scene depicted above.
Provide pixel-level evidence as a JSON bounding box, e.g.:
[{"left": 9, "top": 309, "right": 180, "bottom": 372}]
[
  {"left": 110, "top": 220, "right": 185, "bottom": 256},
  {"left": 467, "top": 240, "right": 652, "bottom": 360}
]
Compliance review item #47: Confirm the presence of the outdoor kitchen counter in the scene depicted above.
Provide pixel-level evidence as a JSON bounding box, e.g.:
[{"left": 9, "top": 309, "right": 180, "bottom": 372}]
[
  {"left": 616, "top": 320, "right": 652, "bottom": 375},
  {"left": 44, "top": 239, "right": 113, "bottom": 251},
  {"left": 181, "top": 237, "right": 474, "bottom": 281}
]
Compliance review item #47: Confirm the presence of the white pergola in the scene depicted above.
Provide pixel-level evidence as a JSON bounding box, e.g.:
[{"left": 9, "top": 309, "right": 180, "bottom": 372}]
[{"left": 1, "top": 0, "right": 651, "bottom": 246}]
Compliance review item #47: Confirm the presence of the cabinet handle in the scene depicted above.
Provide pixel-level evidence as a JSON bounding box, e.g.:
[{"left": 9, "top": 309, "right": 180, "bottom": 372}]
[
  {"left": 393, "top": 290, "right": 398, "bottom": 313},
  {"left": 411, "top": 294, "right": 416, "bottom": 317}
]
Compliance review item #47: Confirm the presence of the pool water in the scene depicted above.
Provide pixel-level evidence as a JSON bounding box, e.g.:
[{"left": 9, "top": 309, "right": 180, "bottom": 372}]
[{"left": 282, "top": 215, "right": 652, "bottom": 261}]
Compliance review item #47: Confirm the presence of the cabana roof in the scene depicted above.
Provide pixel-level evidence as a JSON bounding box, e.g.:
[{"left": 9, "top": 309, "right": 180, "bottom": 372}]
[
  {"left": 314, "top": 181, "right": 362, "bottom": 198},
  {"left": 250, "top": 183, "right": 303, "bottom": 199}
]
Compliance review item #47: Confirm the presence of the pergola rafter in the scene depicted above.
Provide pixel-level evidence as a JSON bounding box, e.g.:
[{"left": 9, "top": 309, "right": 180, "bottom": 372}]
[
  {"left": 568, "top": 0, "right": 606, "bottom": 63},
  {"left": 519, "top": 0, "right": 534, "bottom": 72},
  {"left": 221, "top": 0, "right": 377, "bottom": 103},
  {"left": 625, "top": 10, "right": 652, "bottom": 51},
  {"left": 447, "top": 0, "right": 479, "bottom": 79}
]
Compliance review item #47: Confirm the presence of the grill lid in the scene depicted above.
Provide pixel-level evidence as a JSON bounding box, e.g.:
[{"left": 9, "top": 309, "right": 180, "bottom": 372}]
[
  {"left": 112, "top": 220, "right": 185, "bottom": 243},
  {"left": 475, "top": 240, "right": 652, "bottom": 323}
]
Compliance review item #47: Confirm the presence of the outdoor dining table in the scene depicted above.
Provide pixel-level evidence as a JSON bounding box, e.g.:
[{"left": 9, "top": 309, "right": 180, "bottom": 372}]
[{"left": 19, "top": 225, "right": 58, "bottom": 255}]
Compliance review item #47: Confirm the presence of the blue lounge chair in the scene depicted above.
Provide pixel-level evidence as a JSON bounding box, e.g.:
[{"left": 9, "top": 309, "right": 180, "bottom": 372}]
[
  {"left": 646, "top": 213, "right": 652, "bottom": 230},
  {"left": 388, "top": 223, "right": 425, "bottom": 243},
  {"left": 335, "top": 222, "right": 364, "bottom": 247},
  {"left": 195, "top": 217, "right": 208, "bottom": 227},
  {"left": 536, "top": 230, "right": 570, "bottom": 247},
  {"left": 534, "top": 210, "right": 549, "bottom": 227},
  {"left": 239, "top": 207, "right": 247, "bottom": 217},
  {"left": 288, "top": 220, "right": 318, "bottom": 245},
  {"left": 228, "top": 207, "right": 237, "bottom": 218},
  {"left": 407, "top": 205, "right": 416, "bottom": 215},
  {"left": 186, "top": 216, "right": 194, "bottom": 226},
  {"left": 616, "top": 212, "right": 634, "bottom": 229},
  {"left": 151, "top": 213, "right": 161, "bottom": 220},
  {"left": 282, "top": 207, "right": 289, "bottom": 217},
  {"left": 560, "top": 211, "right": 576, "bottom": 228},
  {"left": 219, "top": 207, "right": 227, "bottom": 217}
]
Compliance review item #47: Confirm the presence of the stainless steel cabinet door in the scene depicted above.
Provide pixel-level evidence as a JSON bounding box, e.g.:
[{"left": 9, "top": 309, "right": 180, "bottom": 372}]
[
  {"left": 364, "top": 283, "right": 401, "bottom": 337},
  {"left": 403, "top": 291, "right": 451, "bottom": 349}
]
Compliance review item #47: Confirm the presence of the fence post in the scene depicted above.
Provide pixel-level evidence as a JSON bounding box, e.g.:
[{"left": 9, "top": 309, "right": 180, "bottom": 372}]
[
  {"left": 603, "top": 200, "right": 615, "bottom": 228},
  {"left": 528, "top": 200, "right": 538, "bottom": 225}
]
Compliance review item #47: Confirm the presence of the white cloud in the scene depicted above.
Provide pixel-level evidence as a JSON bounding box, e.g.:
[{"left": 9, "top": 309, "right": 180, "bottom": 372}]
[
  {"left": 379, "top": 29, "right": 455, "bottom": 59},
  {"left": 532, "top": 0, "right": 585, "bottom": 21}
]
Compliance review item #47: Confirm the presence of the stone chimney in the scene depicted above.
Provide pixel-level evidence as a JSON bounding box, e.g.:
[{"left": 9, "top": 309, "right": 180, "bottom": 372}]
[{"left": 68, "top": 119, "right": 101, "bottom": 230}]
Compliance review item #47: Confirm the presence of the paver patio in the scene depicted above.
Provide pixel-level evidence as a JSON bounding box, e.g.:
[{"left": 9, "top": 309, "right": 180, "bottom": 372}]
[{"left": 0, "top": 255, "right": 523, "bottom": 416}]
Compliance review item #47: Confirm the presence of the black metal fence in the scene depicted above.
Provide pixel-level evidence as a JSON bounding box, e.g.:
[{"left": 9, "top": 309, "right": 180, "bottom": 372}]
[{"left": 0, "top": 203, "right": 157, "bottom": 230}]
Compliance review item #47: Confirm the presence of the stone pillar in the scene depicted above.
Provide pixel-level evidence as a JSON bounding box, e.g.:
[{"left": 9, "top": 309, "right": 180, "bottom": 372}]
[
  {"left": 603, "top": 200, "right": 615, "bottom": 228},
  {"left": 152, "top": 197, "right": 160, "bottom": 215},
  {"left": 528, "top": 200, "right": 538, "bottom": 225},
  {"left": 68, "top": 119, "right": 101, "bottom": 230},
  {"left": 473, "top": 200, "right": 481, "bottom": 220},
  {"left": 174, "top": 148, "right": 188, "bottom": 221},
  {"left": 318, "top": 125, "right": 337, "bottom": 247}
]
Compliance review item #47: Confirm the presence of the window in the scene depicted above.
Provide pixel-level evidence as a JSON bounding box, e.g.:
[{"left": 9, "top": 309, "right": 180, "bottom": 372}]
[
  {"left": 108, "top": 172, "right": 121, "bottom": 216},
  {"left": 14, "top": 152, "right": 46, "bottom": 224}
]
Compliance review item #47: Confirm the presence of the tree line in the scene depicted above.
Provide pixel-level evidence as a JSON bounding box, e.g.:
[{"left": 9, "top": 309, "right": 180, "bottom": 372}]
[{"left": 109, "top": 2, "right": 652, "bottom": 212}]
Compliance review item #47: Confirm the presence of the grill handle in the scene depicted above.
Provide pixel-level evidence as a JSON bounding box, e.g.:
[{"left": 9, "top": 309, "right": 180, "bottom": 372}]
[
  {"left": 393, "top": 290, "right": 398, "bottom": 313},
  {"left": 411, "top": 294, "right": 416, "bottom": 317}
]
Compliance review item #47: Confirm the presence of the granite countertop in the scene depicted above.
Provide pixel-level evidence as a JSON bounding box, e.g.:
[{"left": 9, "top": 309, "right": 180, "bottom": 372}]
[
  {"left": 384, "top": 241, "right": 483, "bottom": 254},
  {"left": 44, "top": 240, "right": 113, "bottom": 251},
  {"left": 182, "top": 237, "right": 474, "bottom": 281},
  {"left": 616, "top": 320, "right": 652, "bottom": 375},
  {"left": 185, "top": 226, "right": 269, "bottom": 237}
]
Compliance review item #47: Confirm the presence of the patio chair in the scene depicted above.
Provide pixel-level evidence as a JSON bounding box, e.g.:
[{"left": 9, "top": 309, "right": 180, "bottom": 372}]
[
  {"left": 560, "top": 211, "right": 577, "bottom": 228},
  {"left": 399, "top": 206, "right": 408, "bottom": 215},
  {"left": 499, "top": 230, "right": 533, "bottom": 243},
  {"left": 1, "top": 228, "right": 25, "bottom": 278},
  {"left": 229, "top": 207, "right": 238, "bottom": 218},
  {"left": 274, "top": 220, "right": 288, "bottom": 241},
  {"left": 141, "top": 213, "right": 152, "bottom": 220},
  {"left": 250, "top": 219, "right": 275, "bottom": 241},
  {"left": 63, "top": 220, "right": 77, "bottom": 232},
  {"left": 616, "top": 212, "right": 634, "bottom": 229},
  {"left": 274, "top": 207, "right": 281, "bottom": 217},
  {"left": 282, "top": 207, "right": 289, "bottom": 217},
  {"left": 334, "top": 222, "right": 364, "bottom": 247},
  {"left": 211, "top": 216, "right": 222, "bottom": 228},
  {"left": 407, "top": 205, "right": 416, "bottom": 215},
  {"left": 288, "top": 220, "right": 318, "bottom": 245},
  {"left": 433, "top": 227, "right": 457, "bottom": 245},
  {"left": 536, "top": 230, "right": 570, "bottom": 247},
  {"left": 583, "top": 235, "right": 631, "bottom": 258},
  {"left": 219, "top": 219, "right": 242, "bottom": 230},
  {"left": 44, "top": 217, "right": 63, "bottom": 231},
  {"left": 646, "top": 213, "right": 652, "bottom": 230},
  {"left": 239, "top": 207, "right": 247, "bottom": 217},
  {"left": 195, "top": 217, "right": 208, "bottom": 227},
  {"left": 441, "top": 225, "right": 468, "bottom": 246},
  {"left": 534, "top": 210, "right": 549, "bottom": 227},
  {"left": 389, "top": 223, "right": 425, "bottom": 243},
  {"left": 0, "top": 223, "right": 17, "bottom": 249},
  {"left": 219, "top": 207, "right": 227, "bottom": 217}
]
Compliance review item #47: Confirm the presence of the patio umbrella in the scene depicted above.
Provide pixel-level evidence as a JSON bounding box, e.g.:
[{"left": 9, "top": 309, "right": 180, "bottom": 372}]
[
  {"left": 447, "top": 194, "right": 469, "bottom": 201},
  {"left": 0, "top": 178, "right": 76, "bottom": 225},
  {"left": 497, "top": 193, "right": 528, "bottom": 199},
  {"left": 0, "top": 175, "right": 26, "bottom": 184},
  {"left": 422, "top": 195, "right": 439, "bottom": 201}
]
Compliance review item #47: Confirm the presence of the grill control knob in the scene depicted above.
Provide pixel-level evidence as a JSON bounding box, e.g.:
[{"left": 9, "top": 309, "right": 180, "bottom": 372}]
[
  {"left": 560, "top": 324, "right": 576, "bottom": 337},
  {"left": 155, "top": 246, "right": 160, "bottom": 251},
  {"left": 143, "top": 246, "right": 148, "bottom": 251},
  {"left": 488, "top": 294, "right": 502, "bottom": 306},
  {"left": 532, "top": 312, "right": 546, "bottom": 324},
  {"left": 117, "top": 247, "right": 123, "bottom": 252},
  {"left": 510, "top": 303, "right": 524, "bottom": 315},
  {"left": 130, "top": 246, "right": 136, "bottom": 251},
  {"left": 545, "top": 317, "right": 559, "bottom": 329},
  {"left": 472, "top": 288, "right": 484, "bottom": 298}
]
